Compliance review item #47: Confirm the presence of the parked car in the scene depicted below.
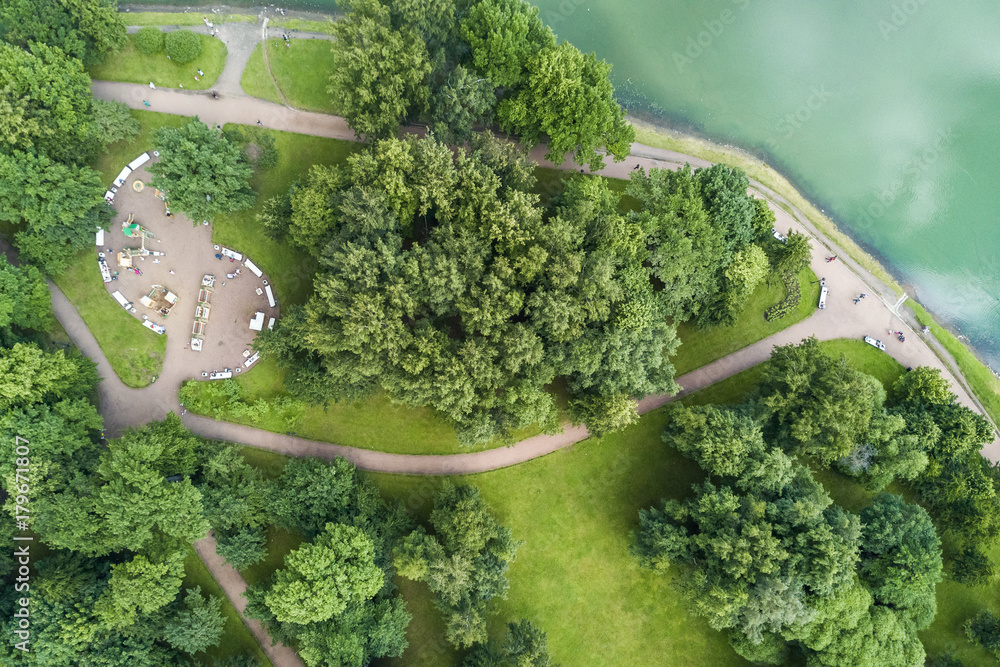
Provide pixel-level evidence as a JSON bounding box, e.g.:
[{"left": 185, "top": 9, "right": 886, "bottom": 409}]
[{"left": 772, "top": 227, "right": 787, "bottom": 243}]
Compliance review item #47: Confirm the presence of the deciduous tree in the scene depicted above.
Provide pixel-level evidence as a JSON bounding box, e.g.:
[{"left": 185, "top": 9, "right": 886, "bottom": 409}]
[
  {"left": 149, "top": 119, "right": 255, "bottom": 222},
  {"left": 329, "top": 0, "right": 432, "bottom": 140},
  {"left": 498, "top": 42, "right": 633, "bottom": 170},
  {"left": 755, "top": 337, "right": 885, "bottom": 464},
  {"left": 396, "top": 483, "right": 520, "bottom": 648},
  {"left": 265, "top": 523, "right": 384, "bottom": 625},
  {"left": 162, "top": 586, "right": 226, "bottom": 654},
  {"left": 0, "top": 0, "right": 126, "bottom": 66},
  {"left": 0, "top": 42, "right": 99, "bottom": 164}
]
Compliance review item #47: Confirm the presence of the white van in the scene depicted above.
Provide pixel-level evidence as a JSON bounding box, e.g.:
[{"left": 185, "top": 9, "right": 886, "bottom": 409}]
[{"left": 818, "top": 286, "right": 828, "bottom": 309}]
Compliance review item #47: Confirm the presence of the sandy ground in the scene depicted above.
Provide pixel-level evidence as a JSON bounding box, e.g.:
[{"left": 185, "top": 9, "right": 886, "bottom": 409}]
[{"left": 102, "top": 158, "right": 278, "bottom": 383}]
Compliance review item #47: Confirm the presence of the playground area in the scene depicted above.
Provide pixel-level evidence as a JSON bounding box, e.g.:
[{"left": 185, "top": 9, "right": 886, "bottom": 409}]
[{"left": 97, "top": 154, "right": 279, "bottom": 379}]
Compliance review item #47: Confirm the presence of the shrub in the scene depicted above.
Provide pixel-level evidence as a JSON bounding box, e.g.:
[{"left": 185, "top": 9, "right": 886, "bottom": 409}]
[
  {"left": 134, "top": 27, "right": 165, "bottom": 55},
  {"left": 165, "top": 30, "right": 201, "bottom": 64},
  {"left": 764, "top": 272, "right": 802, "bottom": 321}
]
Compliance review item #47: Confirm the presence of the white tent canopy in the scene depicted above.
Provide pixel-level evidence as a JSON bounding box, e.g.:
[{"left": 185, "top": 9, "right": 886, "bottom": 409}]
[{"left": 128, "top": 153, "right": 151, "bottom": 171}]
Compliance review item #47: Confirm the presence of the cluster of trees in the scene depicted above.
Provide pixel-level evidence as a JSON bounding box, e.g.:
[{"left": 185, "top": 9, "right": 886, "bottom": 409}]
[
  {"left": 635, "top": 338, "right": 996, "bottom": 666},
  {"left": 0, "top": 267, "right": 241, "bottom": 663},
  {"left": 329, "top": 0, "right": 633, "bottom": 169},
  {"left": 256, "top": 131, "right": 796, "bottom": 444},
  {"left": 0, "top": 0, "right": 136, "bottom": 273},
  {"left": 396, "top": 483, "right": 520, "bottom": 647},
  {"left": 208, "top": 454, "right": 409, "bottom": 666}
]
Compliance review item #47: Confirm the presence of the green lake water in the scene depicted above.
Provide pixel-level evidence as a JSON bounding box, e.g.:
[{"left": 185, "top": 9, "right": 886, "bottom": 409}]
[{"left": 129, "top": 0, "right": 1000, "bottom": 365}]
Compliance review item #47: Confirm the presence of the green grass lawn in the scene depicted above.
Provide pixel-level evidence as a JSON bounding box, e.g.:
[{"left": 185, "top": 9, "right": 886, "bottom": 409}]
[
  {"left": 241, "top": 39, "right": 342, "bottom": 114},
  {"left": 820, "top": 337, "right": 906, "bottom": 389},
  {"left": 183, "top": 546, "right": 274, "bottom": 667},
  {"left": 120, "top": 11, "right": 256, "bottom": 26},
  {"left": 240, "top": 43, "right": 284, "bottom": 106},
  {"left": 89, "top": 32, "right": 226, "bottom": 90},
  {"left": 268, "top": 17, "right": 338, "bottom": 35},
  {"left": 672, "top": 268, "right": 820, "bottom": 376},
  {"left": 369, "top": 409, "right": 746, "bottom": 667},
  {"left": 52, "top": 250, "right": 166, "bottom": 387}
]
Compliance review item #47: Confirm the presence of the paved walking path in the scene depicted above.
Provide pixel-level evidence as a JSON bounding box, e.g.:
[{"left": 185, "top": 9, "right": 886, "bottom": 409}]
[{"left": 194, "top": 535, "right": 304, "bottom": 667}]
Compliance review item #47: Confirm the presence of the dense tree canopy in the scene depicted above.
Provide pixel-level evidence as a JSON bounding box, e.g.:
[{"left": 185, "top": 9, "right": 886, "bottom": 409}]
[
  {"left": 258, "top": 134, "right": 678, "bottom": 444},
  {"left": 497, "top": 41, "right": 633, "bottom": 169},
  {"left": 396, "top": 483, "right": 520, "bottom": 648},
  {"left": 329, "top": 0, "right": 432, "bottom": 140},
  {"left": 264, "top": 523, "right": 384, "bottom": 625},
  {"left": 0, "top": 42, "right": 99, "bottom": 164},
  {"left": 0, "top": 149, "right": 111, "bottom": 273},
  {"left": 328, "top": 0, "right": 632, "bottom": 168},
  {"left": 0, "top": 0, "right": 125, "bottom": 66},
  {"left": 858, "top": 494, "right": 942, "bottom": 628},
  {"left": 636, "top": 404, "right": 861, "bottom": 642},
  {"left": 626, "top": 164, "right": 769, "bottom": 326},
  {"left": 754, "top": 337, "right": 885, "bottom": 464},
  {"left": 243, "top": 455, "right": 413, "bottom": 667},
  {"left": 633, "top": 342, "right": 960, "bottom": 665},
  {"left": 149, "top": 119, "right": 256, "bottom": 222}
]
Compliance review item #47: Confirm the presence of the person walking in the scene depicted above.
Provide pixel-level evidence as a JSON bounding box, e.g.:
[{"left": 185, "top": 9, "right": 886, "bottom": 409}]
[
  {"left": 143, "top": 100, "right": 150, "bottom": 107},
  {"left": 149, "top": 82, "right": 155, "bottom": 89}
]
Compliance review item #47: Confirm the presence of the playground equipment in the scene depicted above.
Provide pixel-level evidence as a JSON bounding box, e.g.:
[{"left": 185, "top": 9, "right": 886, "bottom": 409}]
[
  {"left": 117, "top": 214, "right": 165, "bottom": 267},
  {"left": 139, "top": 285, "right": 178, "bottom": 318}
]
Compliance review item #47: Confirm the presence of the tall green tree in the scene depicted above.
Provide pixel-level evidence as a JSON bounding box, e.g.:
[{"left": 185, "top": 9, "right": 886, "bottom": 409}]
[
  {"left": 396, "top": 483, "right": 520, "bottom": 648},
  {"left": 149, "top": 119, "right": 255, "bottom": 222},
  {"left": 0, "top": 0, "right": 126, "bottom": 66},
  {"left": 498, "top": 42, "right": 633, "bottom": 170},
  {"left": 0, "top": 42, "right": 99, "bottom": 164},
  {"left": 754, "top": 337, "right": 885, "bottom": 465},
  {"left": 329, "top": 0, "right": 432, "bottom": 140},
  {"left": 0, "top": 149, "right": 111, "bottom": 274},
  {"left": 94, "top": 554, "right": 184, "bottom": 628},
  {"left": 91, "top": 99, "right": 140, "bottom": 151},
  {"left": 858, "top": 494, "right": 942, "bottom": 628},
  {"left": 461, "top": 0, "right": 554, "bottom": 88},
  {"left": 0, "top": 256, "right": 53, "bottom": 338},
  {"left": 161, "top": 586, "right": 226, "bottom": 655},
  {"left": 264, "top": 523, "right": 384, "bottom": 625}
]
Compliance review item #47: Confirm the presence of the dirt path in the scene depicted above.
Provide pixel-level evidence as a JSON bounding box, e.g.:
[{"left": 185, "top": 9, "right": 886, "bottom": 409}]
[{"left": 193, "top": 534, "right": 304, "bottom": 667}]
